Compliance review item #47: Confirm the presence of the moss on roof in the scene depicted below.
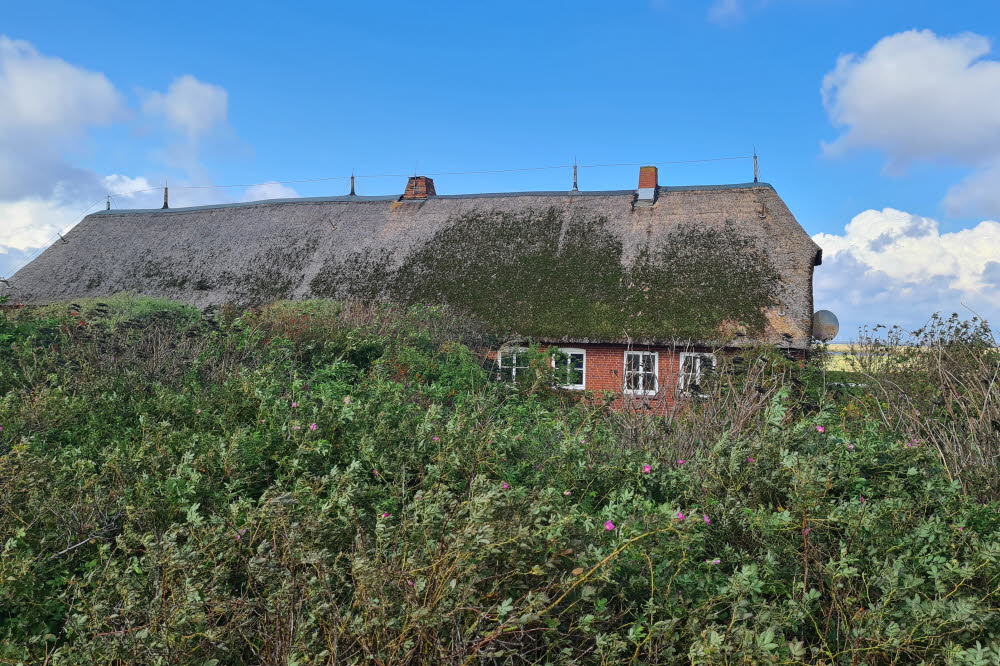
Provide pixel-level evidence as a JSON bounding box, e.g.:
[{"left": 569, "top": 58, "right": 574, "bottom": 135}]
[{"left": 348, "top": 209, "right": 781, "bottom": 342}]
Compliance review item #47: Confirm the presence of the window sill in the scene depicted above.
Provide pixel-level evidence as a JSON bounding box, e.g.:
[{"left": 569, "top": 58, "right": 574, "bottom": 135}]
[{"left": 623, "top": 390, "right": 659, "bottom": 397}]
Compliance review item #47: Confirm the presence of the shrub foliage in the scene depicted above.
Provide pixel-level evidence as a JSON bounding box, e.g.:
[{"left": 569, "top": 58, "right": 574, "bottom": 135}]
[{"left": 1, "top": 298, "right": 998, "bottom": 664}]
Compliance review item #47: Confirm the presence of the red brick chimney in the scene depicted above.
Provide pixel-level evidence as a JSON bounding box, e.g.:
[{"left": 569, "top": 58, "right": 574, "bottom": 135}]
[
  {"left": 637, "top": 166, "right": 657, "bottom": 205},
  {"left": 402, "top": 176, "right": 436, "bottom": 200}
]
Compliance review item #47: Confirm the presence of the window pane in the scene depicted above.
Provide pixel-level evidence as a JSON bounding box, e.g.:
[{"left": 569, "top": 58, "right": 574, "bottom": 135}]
[
  {"left": 569, "top": 353, "right": 584, "bottom": 385},
  {"left": 642, "top": 370, "right": 656, "bottom": 391},
  {"left": 626, "top": 353, "right": 640, "bottom": 373},
  {"left": 625, "top": 370, "right": 640, "bottom": 390}
]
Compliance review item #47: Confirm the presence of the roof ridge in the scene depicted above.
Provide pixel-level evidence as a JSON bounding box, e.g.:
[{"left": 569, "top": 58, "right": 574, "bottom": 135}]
[{"left": 94, "top": 182, "right": 775, "bottom": 215}]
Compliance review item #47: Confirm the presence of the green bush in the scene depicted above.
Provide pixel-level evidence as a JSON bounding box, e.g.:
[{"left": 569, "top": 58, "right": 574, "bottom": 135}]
[{"left": 0, "top": 299, "right": 997, "bottom": 664}]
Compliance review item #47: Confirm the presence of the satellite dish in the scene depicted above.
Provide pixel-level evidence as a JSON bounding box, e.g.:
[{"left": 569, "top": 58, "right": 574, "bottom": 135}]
[{"left": 812, "top": 310, "right": 839, "bottom": 342}]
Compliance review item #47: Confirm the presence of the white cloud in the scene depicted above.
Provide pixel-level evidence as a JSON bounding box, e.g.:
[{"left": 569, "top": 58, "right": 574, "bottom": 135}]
[
  {"left": 0, "top": 36, "right": 124, "bottom": 144},
  {"left": 943, "top": 160, "right": 1000, "bottom": 218},
  {"left": 822, "top": 30, "right": 1000, "bottom": 166},
  {"left": 0, "top": 198, "right": 94, "bottom": 253},
  {"left": 813, "top": 208, "right": 1000, "bottom": 335},
  {"left": 143, "top": 74, "right": 228, "bottom": 139},
  {"left": 822, "top": 29, "right": 1000, "bottom": 217},
  {"left": 0, "top": 35, "right": 126, "bottom": 201},
  {"left": 244, "top": 182, "right": 300, "bottom": 201}
]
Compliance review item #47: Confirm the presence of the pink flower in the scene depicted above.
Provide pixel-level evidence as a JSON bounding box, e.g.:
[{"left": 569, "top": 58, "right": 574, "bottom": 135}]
[
  {"left": 705, "top": 558, "right": 721, "bottom": 565},
  {"left": 846, "top": 443, "right": 855, "bottom": 451},
  {"left": 292, "top": 402, "right": 298, "bottom": 408},
  {"left": 957, "top": 525, "right": 965, "bottom": 531},
  {"left": 642, "top": 464, "right": 652, "bottom": 474},
  {"left": 344, "top": 396, "right": 352, "bottom": 404},
  {"left": 292, "top": 425, "right": 301, "bottom": 430},
  {"left": 407, "top": 580, "right": 415, "bottom": 586},
  {"left": 309, "top": 423, "right": 318, "bottom": 431},
  {"left": 702, "top": 515, "right": 711, "bottom": 525},
  {"left": 382, "top": 512, "right": 390, "bottom": 518},
  {"left": 747, "top": 457, "right": 756, "bottom": 463},
  {"left": 501, "top": 481, "right": 510, "bottom": 490},
  {"left": 415, "top": 495, "right": 422, "bottom": 500},
  {"left": 195, "top": 409, "right": 201, "bottom": 414},
  {"left": 372, "top": 470, "right": 379, "bottom": 477},
  {"left": 676, "top": 512, "right": 686, "bottom": 521},
  {"left": 816, "top": 426, "right": 825, "bottom": 433},
  {"left": 802, "top": 527, "right": 811, "bottom": 535},
  {"left": 603, "top": 520, "right": 615, "bottom": 531},
  {"left": 859, "top": 495, "right": 866, "bottom": 503},
  {"left": 432, "top": 436, "right": 439, "bottom": 442},
  {"left": 676, "top": 460, "right": 685, "bottom": 465},
  {"left": 563, "top": 490, "right": 572, "bottom": 496}
]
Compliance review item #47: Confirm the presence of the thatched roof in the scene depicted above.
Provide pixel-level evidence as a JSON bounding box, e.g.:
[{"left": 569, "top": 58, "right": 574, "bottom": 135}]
[{"left": 3, "top": 182, "right": 822, "bottom": 348}]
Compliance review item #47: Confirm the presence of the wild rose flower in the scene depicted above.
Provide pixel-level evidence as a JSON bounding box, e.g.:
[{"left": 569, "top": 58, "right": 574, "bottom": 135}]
[
  {"left": 747, "top": 457, "right": 756, "bottom": 463},
  {"left": 816, "top": 426, "right": 825, "bottom": 433},
  {"left": 501, "top": 481, "right": 510, "bottom": 490},
  {"left": 563, "top": 490, "right": 572, "bottom": 496},
  {"left": 309, "top": 423, "right": 318, "bottom": 431},
  {"left": 432, "top": 436, "right": 439, "bottom": 442},
  {"left": 859, "top": 495, "right": 866, "bottom": 503},
  {"left": 702, "top": 515, "right": 711, "bottom": 525},
  {"left": 382, "top": 512, "right": 390, "bottom": 518},
  {"left": 676, "top": 460, "right": 685, "bottom": 465},
  {"left": 642, "top": 464, "right": 652, "bottom": 474},
  {"left": 676, "top": 512, "right": 686, "bottom": 521},
  {"left": 291, "top": 402, "right": 298, "bottom": 408},
  {"left": 603, "top": 520, "right": 615, "bottom": 531}
]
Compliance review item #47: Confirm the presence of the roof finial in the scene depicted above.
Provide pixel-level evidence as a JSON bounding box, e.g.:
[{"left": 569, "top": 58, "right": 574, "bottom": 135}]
[
  {"left": 572, "top": 157, "right": 579, "bottom": 192},
  {"left": 349, "top": 169, "right": 356, "bottom": 196},
  {"left": 753, "top": 149, "right": 759, "bottom": 183}
]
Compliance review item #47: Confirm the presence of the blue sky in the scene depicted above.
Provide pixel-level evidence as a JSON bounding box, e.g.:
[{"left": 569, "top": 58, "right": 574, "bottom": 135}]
[{"left": 3, "top": 0, "right": 1000, "bottom": 338}]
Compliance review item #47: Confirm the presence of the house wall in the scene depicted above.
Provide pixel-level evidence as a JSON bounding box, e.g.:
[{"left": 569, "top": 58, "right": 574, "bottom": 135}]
[
  {"left": 493, "top": 343, "right": 703, "bottom": 415},
  {"left": 570, "top": 343, "right": 682, "bottom": 415}
]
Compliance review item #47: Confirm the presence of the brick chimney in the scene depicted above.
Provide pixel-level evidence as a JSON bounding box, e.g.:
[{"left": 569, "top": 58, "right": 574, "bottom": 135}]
[
  {"left": 402, "top": 176, "right": 436, "bottom": 200},
  {"left": 636, "top": 166, "right": 657, "bottom": 205}
]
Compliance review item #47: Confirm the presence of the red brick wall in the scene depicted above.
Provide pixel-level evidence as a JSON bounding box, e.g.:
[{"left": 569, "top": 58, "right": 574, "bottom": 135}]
[
  {"left": 490, "top": 343, "right": 695, "bottom": 416},
  {"left": 574, "top": 343, "right": 679, "bottom": 415},
  {"left": 402, "top": 176, "right": 436, "bottom": 199}
]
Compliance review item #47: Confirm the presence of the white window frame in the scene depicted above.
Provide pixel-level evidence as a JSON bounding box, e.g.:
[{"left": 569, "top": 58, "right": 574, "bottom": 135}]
[
  {"left": 678, "top": 352, "right": 716, "bottom": 394},
  {"left": 497, "top": 346, "right": 529, "bottom": 382},
  {"left": 623, "top": 351, "right": 659, "bottom": 396},
  {"left": 552, "top": 347, "right": 586, "bottom": 390}
]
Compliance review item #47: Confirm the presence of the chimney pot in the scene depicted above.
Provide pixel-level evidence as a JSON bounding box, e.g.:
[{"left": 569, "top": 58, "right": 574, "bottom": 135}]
[
  {"left": 402, "top": 176, "right": 436, "bottom": 200},
  {"left": 637, "top": 166, "right": 657, "bottom": 205}
]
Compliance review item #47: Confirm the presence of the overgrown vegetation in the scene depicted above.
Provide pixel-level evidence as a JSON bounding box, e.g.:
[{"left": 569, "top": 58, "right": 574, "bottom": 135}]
[{"left": 1, "top": 297, "right": 998, "bottom": 664}]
